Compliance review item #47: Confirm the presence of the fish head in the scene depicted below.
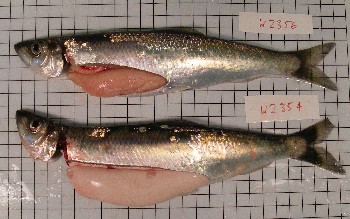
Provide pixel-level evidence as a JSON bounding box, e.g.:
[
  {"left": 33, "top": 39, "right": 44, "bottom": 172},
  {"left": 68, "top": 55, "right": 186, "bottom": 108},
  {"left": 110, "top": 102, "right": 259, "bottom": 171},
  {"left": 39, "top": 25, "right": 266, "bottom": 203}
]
[
  {"left": 16, "top": 110, "right": 60, "bottom": 162},
  {"left": 14, "top": 39, "right": 66, "bottom": 78}
]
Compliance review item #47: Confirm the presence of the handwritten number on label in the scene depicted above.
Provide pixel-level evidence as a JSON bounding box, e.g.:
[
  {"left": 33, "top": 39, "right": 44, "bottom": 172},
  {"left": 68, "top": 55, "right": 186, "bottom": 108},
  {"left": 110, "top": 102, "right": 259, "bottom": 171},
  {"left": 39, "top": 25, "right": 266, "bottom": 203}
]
[
  {"left": 260, "top": 102, "right": 303, "bottom": 115},
  {"left": 297, "top": 102, "right": 302, "bottom": 111},
  {"left": 240, "top": 12, "right": 313, "bottom": 35},
  {"left": 271, "top": 104, "right": 276, "bottom": 113},
  {"left": 259, "top": 19, "right": 266, "bottom": 27},
  {"left": 261, "top": 106, "right": 267, "bottom": 115},
  {"left": 260, "top": 18, "right": 297, "bottom": 30},
  {"left": 280, "top": 103, "right": 286, "bottom": 112},
  {"left": 245, "top": 95, "right": 319, "bottom": 123},
  {"left": 277, "top": 20, "right": 282, "bottom": 29}
]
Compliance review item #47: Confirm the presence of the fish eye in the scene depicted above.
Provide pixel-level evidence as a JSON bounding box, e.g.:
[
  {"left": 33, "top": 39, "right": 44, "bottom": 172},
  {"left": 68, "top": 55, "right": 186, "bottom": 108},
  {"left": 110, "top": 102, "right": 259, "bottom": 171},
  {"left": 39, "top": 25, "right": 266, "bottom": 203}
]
[
  {"left": 30, "top": 42, "right": 42, "bottom": 56},
  {"left": 29, "top": 119, "right": 41, "bottom": 133}
]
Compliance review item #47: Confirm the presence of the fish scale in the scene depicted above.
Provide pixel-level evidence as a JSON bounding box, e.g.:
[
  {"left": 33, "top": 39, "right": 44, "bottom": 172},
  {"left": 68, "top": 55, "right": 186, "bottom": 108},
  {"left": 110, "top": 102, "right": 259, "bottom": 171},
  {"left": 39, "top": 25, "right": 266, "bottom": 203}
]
[
  {"left": 16, "top": 111, "right": 345, "bottom": 183},
  {"left": 58, "top": 122, "right": 301, "bottom": 182},
  {"left": 66, "top": 33, "right": 295, "bottom": 78},
  {"left": 15, "top": 29, "right": 338, "bottom": 95}
]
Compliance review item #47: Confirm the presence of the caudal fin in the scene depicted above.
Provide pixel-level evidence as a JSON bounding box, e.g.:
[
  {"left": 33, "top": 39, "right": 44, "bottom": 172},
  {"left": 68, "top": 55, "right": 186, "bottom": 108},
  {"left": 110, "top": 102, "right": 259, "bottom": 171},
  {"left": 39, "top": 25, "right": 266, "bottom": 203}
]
[
  {"left": 293, "top": 118, "right": 345, "bottom": 175},
  {"left": 292, "top": 43, "right": 337, "bottom": 90}
]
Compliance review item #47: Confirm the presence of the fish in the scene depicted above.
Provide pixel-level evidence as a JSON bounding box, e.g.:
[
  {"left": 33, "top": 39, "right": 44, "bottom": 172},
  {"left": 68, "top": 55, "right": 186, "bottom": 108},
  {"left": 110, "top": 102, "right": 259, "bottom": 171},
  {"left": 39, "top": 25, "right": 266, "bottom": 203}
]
[
  {"left": 14, "top": 29, "right": 337, "bottom": 97},
  {"left": 16, "top": 110, "right": 344, "bottom": 206}
]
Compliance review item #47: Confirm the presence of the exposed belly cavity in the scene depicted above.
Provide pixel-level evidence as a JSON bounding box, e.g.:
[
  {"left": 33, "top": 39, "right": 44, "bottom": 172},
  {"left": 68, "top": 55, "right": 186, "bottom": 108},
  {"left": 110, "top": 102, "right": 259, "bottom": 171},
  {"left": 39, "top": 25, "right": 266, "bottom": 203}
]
[
  {"left": 67, "top": 164, "right": 209, "bottom": 207},
  {"left": 67, "top": 65, "right": 168, "bottom": 97}
]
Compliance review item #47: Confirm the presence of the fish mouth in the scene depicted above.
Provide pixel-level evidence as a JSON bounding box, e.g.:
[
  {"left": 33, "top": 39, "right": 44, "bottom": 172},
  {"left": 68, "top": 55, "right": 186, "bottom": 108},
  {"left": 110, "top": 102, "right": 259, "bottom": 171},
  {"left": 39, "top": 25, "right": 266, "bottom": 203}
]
[
  {"left": 14, "top": 43, "right": 21, "bottom": 54},
  {"left": 16, "top": 110, "right": 37, "bottom": 160},
  {"left": 16, "top": 110, "right": 30, "bottom": 132},
  {"left": 14, "top": 41, "right": 26, "bottom": 55},
  {"left": 14, "top": 42, "right": 31, "bottom": 66},
  {"left": 67, "top": 65, "right": 168, "bottom": 97}
]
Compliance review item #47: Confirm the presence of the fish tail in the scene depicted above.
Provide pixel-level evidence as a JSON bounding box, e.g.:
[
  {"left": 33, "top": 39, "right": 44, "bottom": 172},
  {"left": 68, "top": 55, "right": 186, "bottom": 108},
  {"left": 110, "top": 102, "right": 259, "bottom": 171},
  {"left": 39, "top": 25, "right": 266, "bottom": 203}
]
[
  {"left": 291, "top": 43, "right": 337, "bottom": 90},
  {"left": 292, "top": 118, "right": 345, "bottom": 175}
]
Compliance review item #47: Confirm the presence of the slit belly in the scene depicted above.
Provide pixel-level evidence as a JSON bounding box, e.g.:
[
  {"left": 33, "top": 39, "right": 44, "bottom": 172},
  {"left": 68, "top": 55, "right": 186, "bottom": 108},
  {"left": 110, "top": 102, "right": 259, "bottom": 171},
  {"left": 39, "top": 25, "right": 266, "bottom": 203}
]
[
  {"left": 67, "top": 65, "right": 168, "bottom": 97},
  {"left": 67, "top": 164, "right": 209, "bottom": 207}
]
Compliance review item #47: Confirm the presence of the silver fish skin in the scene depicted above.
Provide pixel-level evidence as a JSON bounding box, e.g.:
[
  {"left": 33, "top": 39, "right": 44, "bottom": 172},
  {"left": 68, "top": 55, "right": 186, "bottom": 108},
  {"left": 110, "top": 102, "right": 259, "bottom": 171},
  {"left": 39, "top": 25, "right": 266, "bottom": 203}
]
[
  {"left": 14, "top": 29, "right": 337, "bottom": 95},
  {"left": 16, "top": 110, "right": 344, "bottom": 183}
]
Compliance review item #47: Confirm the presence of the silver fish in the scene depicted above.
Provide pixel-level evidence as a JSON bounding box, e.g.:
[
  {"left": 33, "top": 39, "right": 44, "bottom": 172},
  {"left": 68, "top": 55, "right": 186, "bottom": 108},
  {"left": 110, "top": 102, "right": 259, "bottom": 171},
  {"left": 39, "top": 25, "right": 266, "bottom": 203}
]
[
  {"left": 14, "top": 29, "right": 337, "bottom": 96},
  {"left": 16, "top": 110, "right": 344, "bottom": 183}
]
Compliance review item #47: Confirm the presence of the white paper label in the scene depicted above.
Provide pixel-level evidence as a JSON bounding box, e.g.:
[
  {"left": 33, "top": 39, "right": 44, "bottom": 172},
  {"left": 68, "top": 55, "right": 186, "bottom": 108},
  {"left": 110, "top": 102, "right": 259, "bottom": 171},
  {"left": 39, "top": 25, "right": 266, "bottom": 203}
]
[
  {"left": 245, "top": 95, "right": 320, "bottom": 123},
  {"left": 239, "top": 12, "right": 313, "bottom": 34}
]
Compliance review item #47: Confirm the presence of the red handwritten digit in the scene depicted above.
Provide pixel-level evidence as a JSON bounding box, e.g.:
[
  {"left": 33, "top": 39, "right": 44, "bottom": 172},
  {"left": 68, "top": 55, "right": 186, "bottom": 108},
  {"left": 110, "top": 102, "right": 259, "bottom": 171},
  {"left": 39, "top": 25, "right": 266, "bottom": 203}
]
[
  {"left": 284, "top": 20, "right": 297, "bottom": 30},
  {"left": 270, "top": 104, "right": 276, "bottom": 113},
  {"left": 277, "top": 20, "right": 282, "bottom": 29},
  {"left": 269, "top": 20, "right": 275, "bottom": 28},
  {"left": 284, "top": 20, "right": 293, "bottom": 29},
  {"left": 259, "top": 18, "right": 266, "bottom": 27},
  {"left": 261, "top": 105, "right": 267, "bottom": 115},
  {"left": 287, "top": 102, "right": 293, "bottom": 111},
  {"left": 280, "top": 103, "right": 286, "bottom": 112},
  {"left": 296, "top": 102, "right": 302, "bottom": 111}
]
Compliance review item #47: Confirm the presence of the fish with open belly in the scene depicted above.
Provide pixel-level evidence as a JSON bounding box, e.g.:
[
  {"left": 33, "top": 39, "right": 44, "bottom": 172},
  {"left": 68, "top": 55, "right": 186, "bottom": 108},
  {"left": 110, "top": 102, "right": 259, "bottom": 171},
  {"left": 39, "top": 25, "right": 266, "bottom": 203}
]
[
  {"left": 16, "top": 110, "right": 345, "bottom": 206},
  {"left": 14, "top": 29, "right": 337, "bottom": 97}
]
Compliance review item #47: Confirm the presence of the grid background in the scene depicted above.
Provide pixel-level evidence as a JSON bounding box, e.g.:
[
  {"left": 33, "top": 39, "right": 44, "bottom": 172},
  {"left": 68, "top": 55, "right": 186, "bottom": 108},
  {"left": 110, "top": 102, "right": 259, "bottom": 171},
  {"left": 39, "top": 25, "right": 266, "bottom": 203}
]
[{"left": 0, "top": 0, "right": 349, "bottom": 218}]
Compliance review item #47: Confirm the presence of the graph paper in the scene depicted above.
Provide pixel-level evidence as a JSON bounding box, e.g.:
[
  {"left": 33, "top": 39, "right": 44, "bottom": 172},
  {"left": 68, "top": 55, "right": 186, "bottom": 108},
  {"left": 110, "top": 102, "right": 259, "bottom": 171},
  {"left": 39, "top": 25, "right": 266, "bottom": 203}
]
[{"left": 0, "top": 0, "right": 349, "bottom": 218}]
